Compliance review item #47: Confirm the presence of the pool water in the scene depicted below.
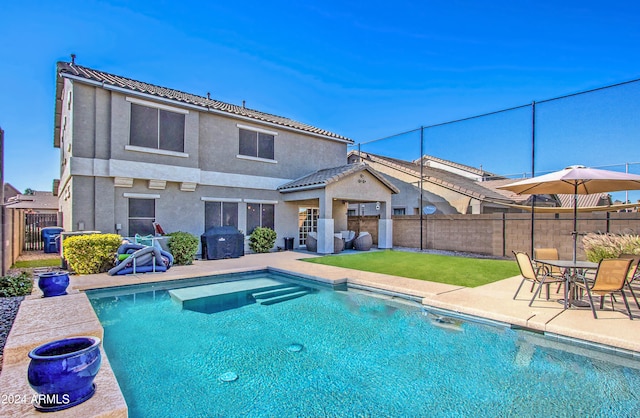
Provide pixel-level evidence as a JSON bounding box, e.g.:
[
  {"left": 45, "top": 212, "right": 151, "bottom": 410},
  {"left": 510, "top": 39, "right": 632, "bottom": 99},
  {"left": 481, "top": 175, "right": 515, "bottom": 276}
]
[{"left": 89, "top": 271, "right": 640, "bottom": 417}]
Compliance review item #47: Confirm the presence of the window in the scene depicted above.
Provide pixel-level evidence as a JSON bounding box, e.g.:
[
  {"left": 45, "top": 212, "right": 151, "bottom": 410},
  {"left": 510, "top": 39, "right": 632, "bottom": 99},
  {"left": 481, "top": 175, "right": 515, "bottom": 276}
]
[
  {"left": 239, "top": 128, "right": 274, "bottom": 160},
  {"left": 246, "top": 203, "right": 274, "bottom": 234},
  {"left": 130, "top": 103, "right": 185, "bottom": 152},
  {"left": 347, "top": 209, "right": 356, "bottom": 216},
  {"left": 205, "top": 202, "right": 238, "bottom": 229},
  {"left": 128, "top": 198, "right": 155, "bottom": 236},
  {"left": 393, "top": 208, "right": 406, "bottom": 215}
]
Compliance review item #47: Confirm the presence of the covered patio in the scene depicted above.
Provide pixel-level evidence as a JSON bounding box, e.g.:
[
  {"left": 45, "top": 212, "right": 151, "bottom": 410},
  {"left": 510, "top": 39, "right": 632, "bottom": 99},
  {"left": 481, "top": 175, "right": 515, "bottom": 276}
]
[{"left": 278, "top": 162, "right": 399, "bottom": 254}]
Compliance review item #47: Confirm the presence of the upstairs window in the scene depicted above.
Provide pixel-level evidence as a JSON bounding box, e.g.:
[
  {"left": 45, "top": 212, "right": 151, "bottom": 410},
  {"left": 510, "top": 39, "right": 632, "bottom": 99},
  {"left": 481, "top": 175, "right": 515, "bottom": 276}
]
[
  {"left": 130, "top": 103, "right": 185, "bottom": 153},
  {"left": 238, "top": 128, "right": 275, "bottom": 160}
]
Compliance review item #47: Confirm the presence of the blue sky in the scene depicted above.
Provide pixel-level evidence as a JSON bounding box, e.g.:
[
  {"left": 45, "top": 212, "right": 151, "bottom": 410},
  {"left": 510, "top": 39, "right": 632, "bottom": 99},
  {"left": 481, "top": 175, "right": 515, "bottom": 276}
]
[{"left": 2, "top": 0, "right": 640, "bottom": 195}]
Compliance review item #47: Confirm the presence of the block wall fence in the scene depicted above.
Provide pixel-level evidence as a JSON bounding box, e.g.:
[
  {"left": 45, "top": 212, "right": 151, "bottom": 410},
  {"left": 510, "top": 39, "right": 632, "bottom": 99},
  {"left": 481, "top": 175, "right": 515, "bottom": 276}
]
[{"left": 348, "top": 212, "right": 640, "bottom": 260}]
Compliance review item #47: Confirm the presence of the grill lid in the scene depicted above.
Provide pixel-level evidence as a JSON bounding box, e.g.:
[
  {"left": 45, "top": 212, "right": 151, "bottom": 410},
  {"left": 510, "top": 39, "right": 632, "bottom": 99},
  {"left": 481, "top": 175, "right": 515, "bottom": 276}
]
[{"left": 201, "top": 226, "right": 243, "bottom": 237}]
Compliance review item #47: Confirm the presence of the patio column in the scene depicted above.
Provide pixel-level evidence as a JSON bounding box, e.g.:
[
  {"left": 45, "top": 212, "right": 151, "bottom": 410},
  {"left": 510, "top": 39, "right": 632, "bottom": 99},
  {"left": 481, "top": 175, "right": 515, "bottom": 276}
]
[
  {"left": 317, "top": 193, "right": 334, "bottom": 254},
  {"left": 317, "top": 218, "right": 335, "bottom": 254},
  {"left": 378, "top": 200, "right": 393, "bottom": 249}
]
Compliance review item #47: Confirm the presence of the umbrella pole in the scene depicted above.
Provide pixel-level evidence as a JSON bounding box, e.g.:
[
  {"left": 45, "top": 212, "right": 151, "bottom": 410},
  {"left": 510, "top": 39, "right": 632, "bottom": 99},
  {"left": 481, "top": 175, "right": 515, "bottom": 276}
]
[{"left": 573, "top": 185, "right": 578, "bottom": 263}]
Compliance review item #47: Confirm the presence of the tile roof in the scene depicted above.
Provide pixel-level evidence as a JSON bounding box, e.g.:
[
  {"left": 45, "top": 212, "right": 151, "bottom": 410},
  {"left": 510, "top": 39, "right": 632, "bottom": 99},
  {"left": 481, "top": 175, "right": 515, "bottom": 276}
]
[
  {"left": 55, "top": 61, "right": 351, "bottom": 143},
  {"left": 6, "top": 192, "right": 59, "bottom": 210},
  {"left": 416, "top": 154, "right": 500, "bottom": 178},
  {"left": 481, "top": 178, "right": 536, "bottom": 203},
  {"left": 354, "top": 151, "right": 512, "bottom": 202},
  {"left": 278, "top": 163, "right": 399, "bottom": 193}
]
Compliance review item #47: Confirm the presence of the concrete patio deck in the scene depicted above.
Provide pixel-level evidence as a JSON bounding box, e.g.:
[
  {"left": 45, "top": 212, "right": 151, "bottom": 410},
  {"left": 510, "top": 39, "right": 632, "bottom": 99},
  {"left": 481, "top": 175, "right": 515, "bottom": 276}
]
[{"left": 2, "top": 250, "right": 640, "bottom": 416}]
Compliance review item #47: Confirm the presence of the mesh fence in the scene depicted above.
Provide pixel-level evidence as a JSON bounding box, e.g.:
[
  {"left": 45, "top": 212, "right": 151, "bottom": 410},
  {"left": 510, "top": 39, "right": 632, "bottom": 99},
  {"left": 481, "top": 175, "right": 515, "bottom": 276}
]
[{"left": 349, "top": 78, "right": 640, "bottom": 204}]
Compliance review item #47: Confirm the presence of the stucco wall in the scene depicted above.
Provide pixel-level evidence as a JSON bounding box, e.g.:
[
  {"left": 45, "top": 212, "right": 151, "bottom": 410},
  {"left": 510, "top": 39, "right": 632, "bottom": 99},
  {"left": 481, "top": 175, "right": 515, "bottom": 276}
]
[
  {"left": 198, "top": 113, "right": 347, "bottom": 179},
  {"left": 70, "top": 176, "right": 97, "bottom": 231},
  {"left": 71, "top": 83, "right": 96, "bottom": 159}
]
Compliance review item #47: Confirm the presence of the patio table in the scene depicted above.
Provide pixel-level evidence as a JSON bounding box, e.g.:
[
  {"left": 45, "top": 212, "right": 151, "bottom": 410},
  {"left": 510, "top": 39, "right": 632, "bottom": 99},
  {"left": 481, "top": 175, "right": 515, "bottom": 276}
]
[{"left": 534, "top": 259, "right": 598, "bottom": 309}]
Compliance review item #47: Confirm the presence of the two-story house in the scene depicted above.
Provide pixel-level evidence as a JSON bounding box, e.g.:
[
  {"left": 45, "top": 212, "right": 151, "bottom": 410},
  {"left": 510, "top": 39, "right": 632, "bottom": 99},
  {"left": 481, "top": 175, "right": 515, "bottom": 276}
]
[{"left": 53, "top": 60, "right": 397, "bottom": 254}]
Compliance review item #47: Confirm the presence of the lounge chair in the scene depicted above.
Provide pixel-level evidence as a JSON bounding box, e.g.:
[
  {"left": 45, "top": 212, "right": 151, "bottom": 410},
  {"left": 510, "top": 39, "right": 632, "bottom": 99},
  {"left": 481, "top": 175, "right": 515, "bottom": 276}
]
[
  {"left": 354, "top": 232, "right": 372, "bottom": 251},
  {"left": 333, "top": 235, "right": 345, "bottom": 254},
  {"left": 512, "top": 251, "right": 564, "bottom": 306},
  {"left": 341, "top": 230, "right": 356, "bottom": 249},
  {"left": 574, "top": 258, "right": 639, "bottom": 319},
  {"left": 305, "top": 232, "right": 317, "bottom": 253}
]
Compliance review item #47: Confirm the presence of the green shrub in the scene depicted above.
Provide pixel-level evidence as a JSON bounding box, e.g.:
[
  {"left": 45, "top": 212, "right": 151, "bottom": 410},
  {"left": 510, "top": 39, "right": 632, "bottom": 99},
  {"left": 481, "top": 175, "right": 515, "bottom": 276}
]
[
  {"left": 63, "top": 233, "right": 122, "bottom": 274},
  {"left": 249, "top": 227, "right": 277, "bottom": 253},
  {"left": 167, "top": 231, "right": 199, "bottom": 265},
  {"left": 582, "top": 232, "right": 640, "bottom": 262},
  {"left": 0, "top": 272, "right": 33, "bottom": 297}
]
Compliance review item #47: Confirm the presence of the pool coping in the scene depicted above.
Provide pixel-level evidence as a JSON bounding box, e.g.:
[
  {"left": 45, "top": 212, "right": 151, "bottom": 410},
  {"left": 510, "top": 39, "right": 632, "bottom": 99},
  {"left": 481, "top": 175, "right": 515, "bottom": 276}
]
[{"left": 3, "top": 250, "right": 640, "bottom": 416}]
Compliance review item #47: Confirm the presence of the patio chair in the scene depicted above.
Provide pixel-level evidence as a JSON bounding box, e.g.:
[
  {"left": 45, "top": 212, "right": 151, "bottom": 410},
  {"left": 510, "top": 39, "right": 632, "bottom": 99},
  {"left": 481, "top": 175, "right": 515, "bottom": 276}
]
[
  {"left": 618, "top": 254, "right": 640, "bottom": 283},
  {"left": 533, "top": 247, "right": 564, "bottom": 293},
  {"left": 305, "top": 232, "right": 317, "bottom": 253},
  {"left": 512, "top": 251, "right": 565, "bottom": 307},
  {"left": 354, "top": 231, "right": 372, "bottom": 251},
  {"left": 573, "top": 258, "right": 639, "bottom": 320}
]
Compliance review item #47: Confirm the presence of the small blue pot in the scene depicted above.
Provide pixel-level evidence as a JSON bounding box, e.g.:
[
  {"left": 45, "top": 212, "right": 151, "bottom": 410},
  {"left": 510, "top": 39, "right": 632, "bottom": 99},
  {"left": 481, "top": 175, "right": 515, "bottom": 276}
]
[
  {"left": 37, "top": 271, "right": 69, "bottom": 297},
  {"left": 27, "top": 336, "right": 102, "bottom": 412}
]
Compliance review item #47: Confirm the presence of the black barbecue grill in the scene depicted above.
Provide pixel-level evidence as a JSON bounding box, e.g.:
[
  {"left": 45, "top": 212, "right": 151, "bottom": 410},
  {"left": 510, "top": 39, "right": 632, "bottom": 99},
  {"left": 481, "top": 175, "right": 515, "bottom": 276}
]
[{"left": 200, "top": 226, "right": 244, "bottom": 260}]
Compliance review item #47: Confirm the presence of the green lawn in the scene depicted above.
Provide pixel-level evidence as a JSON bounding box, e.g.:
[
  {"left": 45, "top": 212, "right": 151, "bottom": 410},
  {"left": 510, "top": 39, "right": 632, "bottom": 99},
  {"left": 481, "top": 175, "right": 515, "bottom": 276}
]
[
  {"left": 302, "top": 250, "right": 519, "bottom": 287},
  {"left": 11, "top": 258, "right": 61, "bottom": 269}
]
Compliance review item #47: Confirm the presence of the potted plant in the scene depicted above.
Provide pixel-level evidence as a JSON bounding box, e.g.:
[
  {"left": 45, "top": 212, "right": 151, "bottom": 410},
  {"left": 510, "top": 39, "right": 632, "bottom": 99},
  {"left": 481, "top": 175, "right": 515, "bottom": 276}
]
[
  {"left": 27, "top": 336, "right": 102, "bottom": 411},
  {"left": 37, "top": 271, "right": 70, "bottom": 297}
]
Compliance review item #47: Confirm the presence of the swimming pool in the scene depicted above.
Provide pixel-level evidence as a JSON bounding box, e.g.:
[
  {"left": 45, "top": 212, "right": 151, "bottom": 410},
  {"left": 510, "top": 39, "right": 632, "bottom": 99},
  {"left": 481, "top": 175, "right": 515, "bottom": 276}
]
[{"left": 88, "top": 270, "right": 640, "bottom": 417}]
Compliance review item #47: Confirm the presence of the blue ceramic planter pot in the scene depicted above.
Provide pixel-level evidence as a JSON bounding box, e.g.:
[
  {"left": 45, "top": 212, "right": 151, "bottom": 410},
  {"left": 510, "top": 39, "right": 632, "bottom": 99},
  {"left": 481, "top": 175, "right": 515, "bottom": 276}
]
[
  {"left": 27, "top": 336, "right": 102, "bottom": 412},
  {"left": 37, "top": 271, "right": 69, "bottom": 297}
]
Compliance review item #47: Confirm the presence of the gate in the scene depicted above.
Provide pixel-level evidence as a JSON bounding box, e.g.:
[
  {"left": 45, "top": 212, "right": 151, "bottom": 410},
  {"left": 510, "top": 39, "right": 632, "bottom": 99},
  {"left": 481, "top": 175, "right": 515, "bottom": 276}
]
[{"left": 24, "top": 213, "right": 59, "bottom": 251}]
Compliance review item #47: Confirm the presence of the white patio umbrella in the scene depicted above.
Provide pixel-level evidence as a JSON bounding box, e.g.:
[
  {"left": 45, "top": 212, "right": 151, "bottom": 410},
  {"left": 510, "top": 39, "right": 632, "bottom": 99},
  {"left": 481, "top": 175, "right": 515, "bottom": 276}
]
[{"left": 498, "top": 165, "right": 640, "bottom": 261}]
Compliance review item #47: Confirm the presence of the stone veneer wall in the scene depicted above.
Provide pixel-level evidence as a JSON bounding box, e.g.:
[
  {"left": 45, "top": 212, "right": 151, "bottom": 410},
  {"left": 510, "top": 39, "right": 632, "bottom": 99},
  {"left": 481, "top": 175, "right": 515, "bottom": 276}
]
[{"left": 348, "top": 212, "right": 640, "bottom": 260}]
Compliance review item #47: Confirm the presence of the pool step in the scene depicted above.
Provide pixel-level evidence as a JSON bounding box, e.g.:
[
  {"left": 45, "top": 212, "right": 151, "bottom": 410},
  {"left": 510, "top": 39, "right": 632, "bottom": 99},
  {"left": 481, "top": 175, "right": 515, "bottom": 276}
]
[
  {"left": 169, "top": 278, "right": 292, "bottom": 314},
  {"left": 252, "top": 286, "right": 305, "bottom": 300},
  {"left": 258, "top": 290, "right": 310, "bottom": 306}
]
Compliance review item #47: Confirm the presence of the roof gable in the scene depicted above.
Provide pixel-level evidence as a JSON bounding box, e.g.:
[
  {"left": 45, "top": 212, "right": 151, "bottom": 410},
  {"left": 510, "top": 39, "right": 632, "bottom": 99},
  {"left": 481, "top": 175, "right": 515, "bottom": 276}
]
[{"left": 278, "top": 163, "right": 399, "bottom": 194}]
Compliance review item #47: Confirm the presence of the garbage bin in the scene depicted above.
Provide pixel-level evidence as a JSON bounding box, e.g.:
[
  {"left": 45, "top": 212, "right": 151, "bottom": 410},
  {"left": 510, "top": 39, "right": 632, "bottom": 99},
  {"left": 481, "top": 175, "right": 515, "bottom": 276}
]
[
  {"left": 41, "top": 227, "right": 63, "bottom": 253},
  {"left": 284, "top": 237, "right": 294, "bottom": 251}
]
